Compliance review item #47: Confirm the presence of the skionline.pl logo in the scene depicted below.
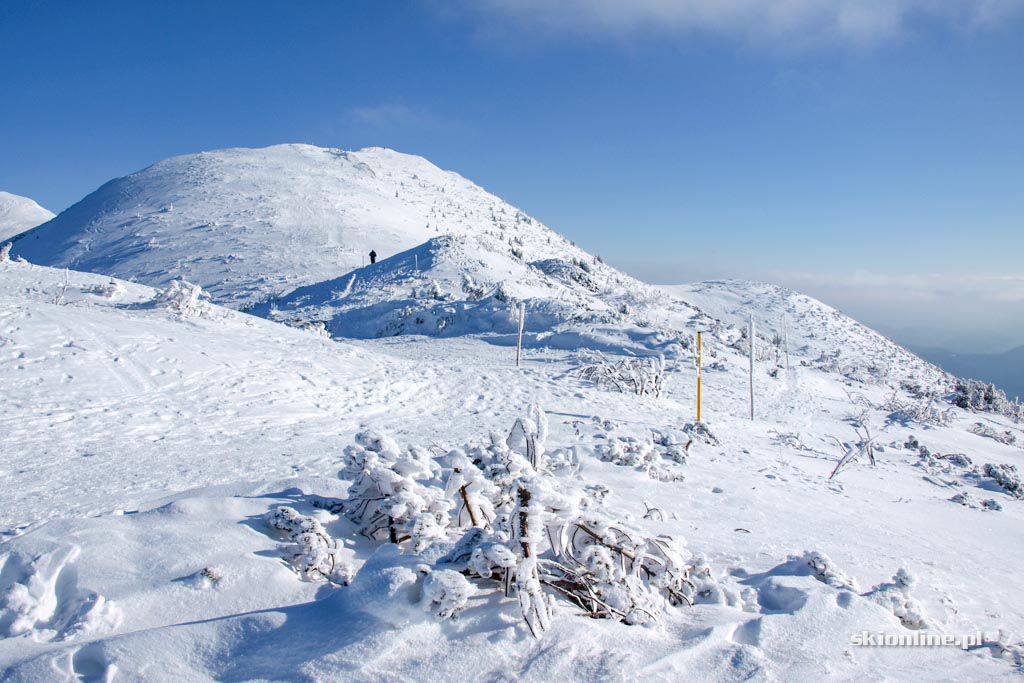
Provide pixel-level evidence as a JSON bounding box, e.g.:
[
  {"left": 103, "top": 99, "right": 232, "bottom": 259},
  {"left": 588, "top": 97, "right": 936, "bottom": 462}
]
[{"left": 851, "top": 631, "right": 984, "bottom": 650}]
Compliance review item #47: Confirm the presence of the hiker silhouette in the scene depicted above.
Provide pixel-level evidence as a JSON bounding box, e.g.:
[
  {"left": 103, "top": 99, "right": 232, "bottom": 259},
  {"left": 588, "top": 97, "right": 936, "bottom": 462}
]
[{"left": 369, "top": 250, "right": 377, "bottom": 265}]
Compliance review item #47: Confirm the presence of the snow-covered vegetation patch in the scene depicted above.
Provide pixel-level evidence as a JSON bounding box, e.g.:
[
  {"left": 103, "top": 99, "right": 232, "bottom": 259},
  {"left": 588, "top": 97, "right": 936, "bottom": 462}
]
[
  {"left": 577, "top": 351, "right": 665, "bottom": 397},
  {"left": 981, "top": 463, "right": 1024, "bottom": 499},
  {"left": 970, "top": 422, "right": 1018, "bottom": 446},
  {"left": 865, "top": 568, "right": 928, "bottom": 630},
  {"left": 266, "top": 506, "right": 353, "bottom": 585},
  {"left": 953, "top": 379, "right": 1024, "bottom": 420},
  {"left": 156, "top": 279, "right": 210, "bottom": 317},
  {"left": 334, "top": 413, "right": 700, "bottom": 631}
]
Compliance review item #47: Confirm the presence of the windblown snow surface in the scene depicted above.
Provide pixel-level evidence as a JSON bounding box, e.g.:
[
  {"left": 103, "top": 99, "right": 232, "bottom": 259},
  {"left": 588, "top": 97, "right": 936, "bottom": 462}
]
[
  {"left": 0, "top": 192, "right": 54, "bottom": 243},
  {"left": 2, "top": 147, "right": 1024, "bottom": 682}
]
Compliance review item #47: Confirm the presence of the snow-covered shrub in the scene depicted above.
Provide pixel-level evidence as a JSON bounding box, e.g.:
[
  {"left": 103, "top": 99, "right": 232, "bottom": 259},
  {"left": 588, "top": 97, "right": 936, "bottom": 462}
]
[
  {"left": 421, "top": 569, "right": 475, "bottom": 619},
  {"left": 682, "top": 422, "right": 719, "bottom": 447},
  {"left": 884, "top": 391, "right": 956, "bottom": 427},
  {"left": 504, "top": 404, "right": 547, "bottom": 468},
  {"left": 99, "top": 279, "right": 124, "bottom": 299},
  {"left": 266, "top": 506, "right": 353, "bottom": 585},
  {"left": 982, "top": 463, "right": 1024, "bottom": 499},
  {"left": 950, "top": 491, "right": 1002, "bottom": 511},
  {"left": 953, "top": 379, "right": 1023, "bottom": 420},
  {"left": 444, "top": 448, "right": 500, "bottom": 529},
  {"left": 653, "top": 430, "right": 689, "bottom": 464},
  {"left": 338, "top": 410, "right": 700, "bottom": 635},
  {"left": 531, "top": 258, "right": 599, "bottom": 292},
  {"left": 866, "top": 568, "right": 927, "bottom": 630},
  {"left": 412, "top": 279, "right": 448, "bottom": 301},
  {"left": 287, "top": 319, "right": 330, "bottom": 337},
  {"left": 0, "top": 242, "right": 11, "bottom": 263},
  {"left": 461, "top": 274, "right": 486, "bottom": 301},
  {"left": 595, "top": 433, "right": 685, "bottom": 481},
  {"left": 802, "top": 550, "right": 858, "bottom": 591},
  {"left": 342, "top": 430, "right": 452, "bottom": 550},
  {"left": 915, "top": 447, "right": 974, "bottom": 474},
  {"left": 577, "top": 352, "right": 664, "bottom": 397},
  {"left": 969, "top": 422, "right": 1018, "bottom": 445},
  {"left": 157, "top": 279, "right": 209, "bottom": 317},
  {"left": 829, "top": 424, "right": 876, "bottom": 480}
]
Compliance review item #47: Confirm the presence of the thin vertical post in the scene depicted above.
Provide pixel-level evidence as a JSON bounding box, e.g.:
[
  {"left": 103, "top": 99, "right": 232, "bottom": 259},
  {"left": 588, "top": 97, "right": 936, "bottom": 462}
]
[
  {"left": 783, "top": 315, "right": 790, "bottom": 371},
  {"left": 415, "top": 254, "right": 419, "bottom": 272},
  {"left": 696, "top": 331, "right": 702, "bottom": 423},
  {"left": 516, "top": 302, "right": 525, "bottom": 367},
  {"left": 749, "top": 316, "right": 755, "bottom": 421}
]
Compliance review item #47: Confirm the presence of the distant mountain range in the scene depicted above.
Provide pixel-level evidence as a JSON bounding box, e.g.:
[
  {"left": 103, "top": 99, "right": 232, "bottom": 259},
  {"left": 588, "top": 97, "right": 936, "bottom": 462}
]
[{"left": 914, "top": 345, "right": 1024, "bottom": 401}]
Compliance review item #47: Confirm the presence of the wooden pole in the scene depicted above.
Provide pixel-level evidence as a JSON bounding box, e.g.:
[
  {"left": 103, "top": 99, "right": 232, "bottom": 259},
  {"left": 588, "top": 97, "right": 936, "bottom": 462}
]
[
  {"left": 783, "top": 314, "right": 790, "bottom": 371},
  {"left": 749, "top": 316, "right": 755, "bottom": 421},
  {"left": 516, "top": 302, "right": 525, "bottom": 367},
  {"left": 696, "top": 331, "right": 702, "bottom": 423}
]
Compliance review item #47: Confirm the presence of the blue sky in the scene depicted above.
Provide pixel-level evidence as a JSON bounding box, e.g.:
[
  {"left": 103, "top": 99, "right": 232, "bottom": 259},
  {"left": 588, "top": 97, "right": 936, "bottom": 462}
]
[{"left": 2, "top": 0, "right": 1022, "bottom": 351}]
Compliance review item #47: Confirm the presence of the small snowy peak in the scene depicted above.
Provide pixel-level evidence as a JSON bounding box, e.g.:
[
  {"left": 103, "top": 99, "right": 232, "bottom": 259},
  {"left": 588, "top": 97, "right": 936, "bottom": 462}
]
[
  {"left": 259, "top": 228, "right": 703, "bottom": 351},
  {"left": 664, "top": 279, "right": 949, "bottom": 388},
  {"left": 0, "top": 191, "right": 54, "bottom": 242}
]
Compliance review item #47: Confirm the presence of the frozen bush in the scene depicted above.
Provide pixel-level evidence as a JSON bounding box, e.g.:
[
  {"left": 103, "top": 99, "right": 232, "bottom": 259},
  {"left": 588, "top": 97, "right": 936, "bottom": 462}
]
[
  {"left": 157, "top": 279, "right": 209, "bottom": 317},
  {"left": 266, "top": 506, "right": 352, "bottom": 585},
  {"left": 335, "top": 411, "right": 701, "bottom": 635},
  {"left": 950, "top": 491, "right": 1002, "bottom": 511},
  {"left": 969, "top": 422, "right": 1018, "bottom": 445},
  {"left": 884, "top": 391, "right": 956, "bottom": 427},
  {"left": 802, "top": 550, "right": 858, "bottom": 591},
  {"left": 953, "top": 379, "right": 1023, "bottom": 420},
  {"left": 682, "top": 422, "right": 719, "bottom": 447},
  {"left": 578, "top": 352, "right": 664, "bottom": 397},
  {"left": 866, "top": 568, "right": 927, "bottom": 630},
  {"left": 595, "top": 434, "right": 685, "bottom": 482},
  {"left": 982, "top": 463, "right": 1024, "bottom": 499},
  {"left": 342, "top": 430, "right": 451, "bottom": 549},
  {"left": 421, "top": 569, "right": 475, "bottom": 619},
  {"left": 0, "top": 242, "right": 12, "bottom": 262}
]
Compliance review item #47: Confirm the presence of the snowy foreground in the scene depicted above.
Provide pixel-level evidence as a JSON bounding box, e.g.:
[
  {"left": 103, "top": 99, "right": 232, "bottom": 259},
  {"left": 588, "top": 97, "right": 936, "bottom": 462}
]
[{"left": 2, "top": 259, "right": 1023, "bottom": 682}]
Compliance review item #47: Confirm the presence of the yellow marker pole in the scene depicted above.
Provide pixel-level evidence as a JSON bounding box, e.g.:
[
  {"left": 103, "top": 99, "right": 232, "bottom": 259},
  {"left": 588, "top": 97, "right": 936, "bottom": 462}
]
[{"left": 696, "top": 331, "right": 702, "bottom": 423}]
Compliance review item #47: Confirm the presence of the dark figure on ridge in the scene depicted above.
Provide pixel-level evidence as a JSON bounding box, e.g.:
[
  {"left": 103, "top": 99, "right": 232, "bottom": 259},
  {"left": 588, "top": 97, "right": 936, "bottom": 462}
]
[{"left": 369, "top": 249, "right": 377, "bottom": 265}]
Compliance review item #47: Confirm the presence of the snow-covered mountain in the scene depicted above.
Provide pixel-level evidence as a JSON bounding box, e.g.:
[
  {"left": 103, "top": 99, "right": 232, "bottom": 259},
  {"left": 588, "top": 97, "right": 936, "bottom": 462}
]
[
  {"left": 4, "top": 146, "right": 1024, "bottom": 680},
  {"left": 10, "top": 144, "right": 613, "bottom": 309},
  {"left": 0, "top": 191, "right": 54, "bottom": 242},
  {"left": 5, "top": 144, "right": 947, "bottom": 384}
]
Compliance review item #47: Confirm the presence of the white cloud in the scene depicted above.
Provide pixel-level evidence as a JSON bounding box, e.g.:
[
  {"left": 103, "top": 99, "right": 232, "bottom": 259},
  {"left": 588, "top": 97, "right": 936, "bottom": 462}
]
[{"left": 462, "top": 0, "right": 1024, "bottom": 47}]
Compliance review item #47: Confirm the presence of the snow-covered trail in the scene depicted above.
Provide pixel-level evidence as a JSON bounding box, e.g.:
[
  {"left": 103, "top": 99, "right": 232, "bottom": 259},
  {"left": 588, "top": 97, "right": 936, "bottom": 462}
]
[{"left": 0, "top": 263, "right": 442, "bottom": 532}]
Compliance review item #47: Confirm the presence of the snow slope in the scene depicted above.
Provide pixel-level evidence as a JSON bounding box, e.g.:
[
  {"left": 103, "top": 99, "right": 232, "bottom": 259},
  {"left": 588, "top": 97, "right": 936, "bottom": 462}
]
[
  {"left": 10, "top": 144, "right": 609, "bottom": 309},
  {"left": 256, "top": 231, "right": 704, "bottom": 357},
  {"left": 664, "top": 280, "right": 949, "bottom": 389},
  {"left": 0, "top": 192, "right": 54, "bottom": 242},
  {"left": 2, "top": 260, "right": 1024, "bottom": 680}
]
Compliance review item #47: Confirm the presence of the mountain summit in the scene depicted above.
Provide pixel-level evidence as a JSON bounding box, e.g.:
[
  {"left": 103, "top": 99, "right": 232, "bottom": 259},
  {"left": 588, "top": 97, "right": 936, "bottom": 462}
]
[
  {"left": 11, "top": 144, "right": 586, "bottom": 308},
  {"left": 0, "top": 191, "right": 54, "bottom": 242}
]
